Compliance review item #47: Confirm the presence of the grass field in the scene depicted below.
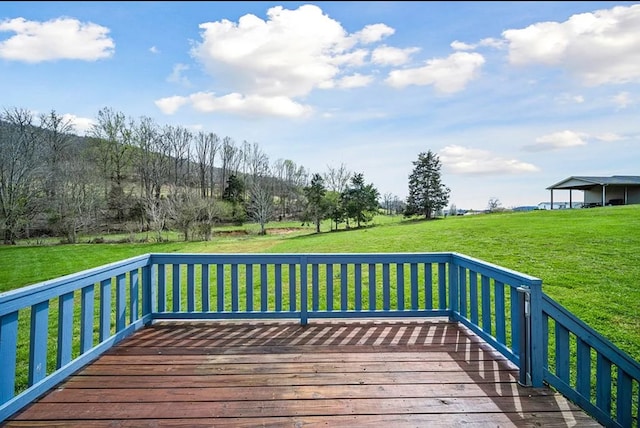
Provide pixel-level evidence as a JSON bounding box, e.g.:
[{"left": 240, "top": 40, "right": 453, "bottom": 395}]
[{"left": 1, "top": 206, "right": 639, "bottom": 363}]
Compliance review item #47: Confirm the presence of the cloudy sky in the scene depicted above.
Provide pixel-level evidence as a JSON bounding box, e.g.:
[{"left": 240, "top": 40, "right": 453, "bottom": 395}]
[{"left": 1, "top": 1, "right": 639, "bottom": 209}]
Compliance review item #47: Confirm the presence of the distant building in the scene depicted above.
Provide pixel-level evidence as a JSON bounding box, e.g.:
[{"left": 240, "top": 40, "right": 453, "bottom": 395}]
[
  {"left": 513, "top": 206, "right": 537, "bottom": 212},
  {"left": 537, "top": 202, "right": 582, "bottom": 210},
  {"left": 546, "top": 176, "right": 640, "bottom": 209}
]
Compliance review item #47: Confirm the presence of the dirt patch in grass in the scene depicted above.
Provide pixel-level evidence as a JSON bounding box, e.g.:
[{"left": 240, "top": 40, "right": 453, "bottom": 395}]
[
  {"left": 214, "top": 227, "right": 304, "bottom": 237},
  {"left": 267, "top": 227, "right": 304, "bottom": 235},
  {"left": 214, "top": 230, "right": 249, "bottom": 236}
]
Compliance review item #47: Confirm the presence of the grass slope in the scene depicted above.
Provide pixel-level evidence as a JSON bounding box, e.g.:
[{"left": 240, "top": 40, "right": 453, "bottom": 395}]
[{"left": 1, "top": 206, "right": 638, "bottom": 361}]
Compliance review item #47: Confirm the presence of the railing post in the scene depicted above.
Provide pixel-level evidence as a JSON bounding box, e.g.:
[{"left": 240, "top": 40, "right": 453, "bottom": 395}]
[
  {"left": 448, "top": 259, "right": 459, "bottom": 320},
  {"left": 0, "top": 312, "right": 18, "bottom": 404},
  {"left": 300, "top": 255, "right": 308, "bottom": 326},
  {"left": 142, "top": 263, "right": 155, "bottom": 320},
  {"left": 517, "top": 286, "right": 531, "bottom": 386},
  {"left": 529, "top": 279, "right": 544, "bottom": 387}
]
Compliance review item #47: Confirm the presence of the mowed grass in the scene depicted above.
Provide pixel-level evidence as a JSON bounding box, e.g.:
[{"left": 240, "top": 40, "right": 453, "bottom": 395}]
[{"left": 1, "top": 206, "right": 638, "bottom": 362}]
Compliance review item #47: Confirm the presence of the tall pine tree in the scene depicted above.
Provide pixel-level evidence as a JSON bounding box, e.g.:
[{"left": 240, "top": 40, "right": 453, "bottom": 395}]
[
  {"left": 342, "top": 172, "right": 380, "bottom": 228},
  {"left": 303, "top": 173, "right": 328, "bottom": 233},
  {"left": 405, "top": 150, "right": 450, "bottom": 219}
]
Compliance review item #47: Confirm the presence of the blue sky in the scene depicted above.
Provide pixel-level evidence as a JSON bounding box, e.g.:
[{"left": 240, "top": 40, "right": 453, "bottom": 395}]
[{"left": 1, "top": 1, "right": 639, "bottom": 210}]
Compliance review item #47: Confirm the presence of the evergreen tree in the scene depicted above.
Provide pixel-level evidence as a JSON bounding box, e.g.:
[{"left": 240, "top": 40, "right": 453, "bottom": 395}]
[
  {"left": 222, "top": 174, "right": 246, "bottom": 223},
  {"left": 303, "top": 173, "right": 328, "bottom": 233},
  {"left": 405, "top": 151, "right": 450, "bottom": 219},
  {"left": 342, "top": 172, "right": 380, "bottom": 228}
]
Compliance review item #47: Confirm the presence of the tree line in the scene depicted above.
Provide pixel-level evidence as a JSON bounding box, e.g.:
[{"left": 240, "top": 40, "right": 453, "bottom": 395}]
[
  {"left": 0, "top": 106, "right": 451, "bottom": 245},
  {"left": 0, "top": 106, "right": 422, "bottom": 245}
]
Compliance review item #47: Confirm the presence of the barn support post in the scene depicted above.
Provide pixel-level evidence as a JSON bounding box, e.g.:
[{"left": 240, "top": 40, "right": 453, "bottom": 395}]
[
  {"left": 625, "top": 186, "right": 628, "bottom": 205},
  {"left": 569, "top": 190, "right": 572, "bottom": 208}
]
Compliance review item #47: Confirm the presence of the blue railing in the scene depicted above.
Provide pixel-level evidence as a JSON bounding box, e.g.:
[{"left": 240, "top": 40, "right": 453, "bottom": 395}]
[
  {"left": 541, "top": 295, "right": 640, "bottom": 428},
  {"left": 0, "top": 252, "right": 638, "bottom": 427}
]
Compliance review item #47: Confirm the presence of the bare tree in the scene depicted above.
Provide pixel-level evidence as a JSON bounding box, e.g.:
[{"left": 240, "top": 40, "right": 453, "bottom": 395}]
[
  {"left": 142, "top": 193, "right": 169, "bottom": 242},
  {"left": 195, "top": 131, "right": 220, "bottom": 198},
  {"left": 220, "top": 137, "right": 238, "bottom": 193},
  {"left": 272, "top": 159, "right": 307, "bottom": 220},
  {"left": 195, "top": 131, "right": 210, "bottom": 198},
  {"left": 382, "top": 192, "right": 394, "bottom": 215},
  {"left": 40, "top": 112, "right": 101, "bottom": 242},
  {"left": 0, "top": 108, "right": 43, "bottom": 243},
  {"left": 197, "top": 197, "right": 223, "bottom": 241},
  {"left": 52, "top": 152, "right": 102, "bottom": 243},
  {"left": 241, "top": 140, "right": 251, "bottom": 181},
  {"left": 247, "top": 142, "right": 270, "bottom": 182},
  {"left": 133, "top": 116, "right": 171, "bottom": 201},
  {"left": 289, "top": 163, "right": 308, "bottom": 220},
  {"left": 39, "top": 110, "right": 75, "bottom": 201},
  {"left": 89, "top": 107, "right": 131, "bottom": 194},
  {"left": 324, "top": 163, "right": 351, "bottom": 193},
  {"left": 209, "top": 133, "right": 220, "bottom": 197},
  {"left": 165, "top": 124, "right": 192, "bottom": 187},
  {"left": 272, "top": 158, "right": 286, "bottom": 219},
  {"left": 487, "top": 197, "right": 502, "bottom": 212},
  {"left": 247, "top": 177, "right": 274, "bottom": 235},
  {"left": 166, "top": 186, "right": 200, "bottom": 241},
  {"left": 239, "top": 141, "right": 268, "bottom": 203},
  {"left": 391, "top": 195, "right": 405, "bottom": 215}
]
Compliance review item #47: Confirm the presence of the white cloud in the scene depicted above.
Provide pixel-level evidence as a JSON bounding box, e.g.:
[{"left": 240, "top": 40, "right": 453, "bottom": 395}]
[
  {"left": 451, "top": 38, "right": 503, "bottom": 51},
  {"left": 331, "top": 49, "right": 369, "bottom": 67},
  {"left": 371, "top": 45, "right": 420, "bottom": 66},
  {"left": 156, "top": 92, "right": 312, "bottom": 118},
  {"left": 149, "top": 46, "right": 159, "bottom": 54},
  {"left": 502, "top": 4, "right": 640, "bottom": 85},
  {"left": 0, "top": 17, "right": 114, "bottom": 62},
  {"left": 524, "top": 130, "right": 588, "bottom": 151},
  {"left": 167, "top": 63, "right": 190, "bottom": 86},
  {"left": 385, "top": 52, "right": 485, "bottom": 93},
  {"left": 479, "top": 38, "right": 505, "bottom": 49},
  {"left": 62, "top": 113, "right": 94, "bottom": 135},
  {"left": 612, "top": 91, "right": 632, "bottom": 109},
  {"left": 440, "top": 145, "right": 539, "bottom": 175},
  {"left": 183, "top": 4, "right": 409, "bottom": 117},
  {"left": 594, "top": 132, "right": 623, "bottom": 142},
  {"left": 353, "top": 23, "right": 395, "bottom": 44},
  {"left": 155, "top": 96, "right": 189, "bottom": 115},
  {"left": 336, "top": 73, "right": 374, "bottom": 89},
  {"left": 190, "top": 4, "right": 356, "bottom": 98},
  {"left": 450, "top": 40, "right": 475, "bottom": 51}
]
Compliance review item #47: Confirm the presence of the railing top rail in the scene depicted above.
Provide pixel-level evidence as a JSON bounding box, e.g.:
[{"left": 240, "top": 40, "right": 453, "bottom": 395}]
[
  {"left": 451, "top": 252, "right": 543, "bottom": 287},
  {"left": 149, "top": 252, "right": 454, "bottom": 265},
  {"left": 542, "top": 293, "right": 640, "bottom": 380},
  {"left": 0, "top": 254, "right": 150, "bottom": 315}
]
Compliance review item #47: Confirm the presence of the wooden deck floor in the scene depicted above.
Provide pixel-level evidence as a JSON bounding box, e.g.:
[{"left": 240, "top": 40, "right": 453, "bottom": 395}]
[{"left": 3, "top": 319, "right": 601, "bottom": 427}]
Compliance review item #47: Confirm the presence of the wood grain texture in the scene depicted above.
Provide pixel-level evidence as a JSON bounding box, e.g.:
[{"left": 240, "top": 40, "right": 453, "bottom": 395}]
[{"left": 4, "top": 319, "right": 601, "bottom": 427}]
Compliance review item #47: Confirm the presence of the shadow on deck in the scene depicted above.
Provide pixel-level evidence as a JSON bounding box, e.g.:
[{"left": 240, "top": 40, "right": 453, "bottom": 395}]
[{"left": 4, "top": 319, "right": 601, "bottom": 427}]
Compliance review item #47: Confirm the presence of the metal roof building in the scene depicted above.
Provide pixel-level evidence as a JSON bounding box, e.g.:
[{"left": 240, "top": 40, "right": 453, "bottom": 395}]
[{"left": 546, "top": 175, "right": 640, "bottom": 209}]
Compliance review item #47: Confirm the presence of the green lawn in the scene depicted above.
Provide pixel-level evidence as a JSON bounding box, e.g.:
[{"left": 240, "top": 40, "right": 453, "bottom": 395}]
[{"left": 1, "top": 206, "right": 638, "bottom": 362}]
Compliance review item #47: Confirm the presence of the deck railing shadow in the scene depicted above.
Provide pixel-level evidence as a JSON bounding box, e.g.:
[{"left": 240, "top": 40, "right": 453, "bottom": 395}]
[
  {"left": 115, "top": 318, "right": 579, "bottom": 425},
  {"left": 0, "top": 252, "right": 638, "bottom": 427},
  {"left": 446, "top": 322, "right": 573, "bottom": 426}
]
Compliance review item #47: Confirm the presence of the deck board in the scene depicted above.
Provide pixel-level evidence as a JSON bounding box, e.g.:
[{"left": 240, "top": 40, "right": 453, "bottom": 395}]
[{"left": 3, "top": 319, "right": 602, "bottom": 427}]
